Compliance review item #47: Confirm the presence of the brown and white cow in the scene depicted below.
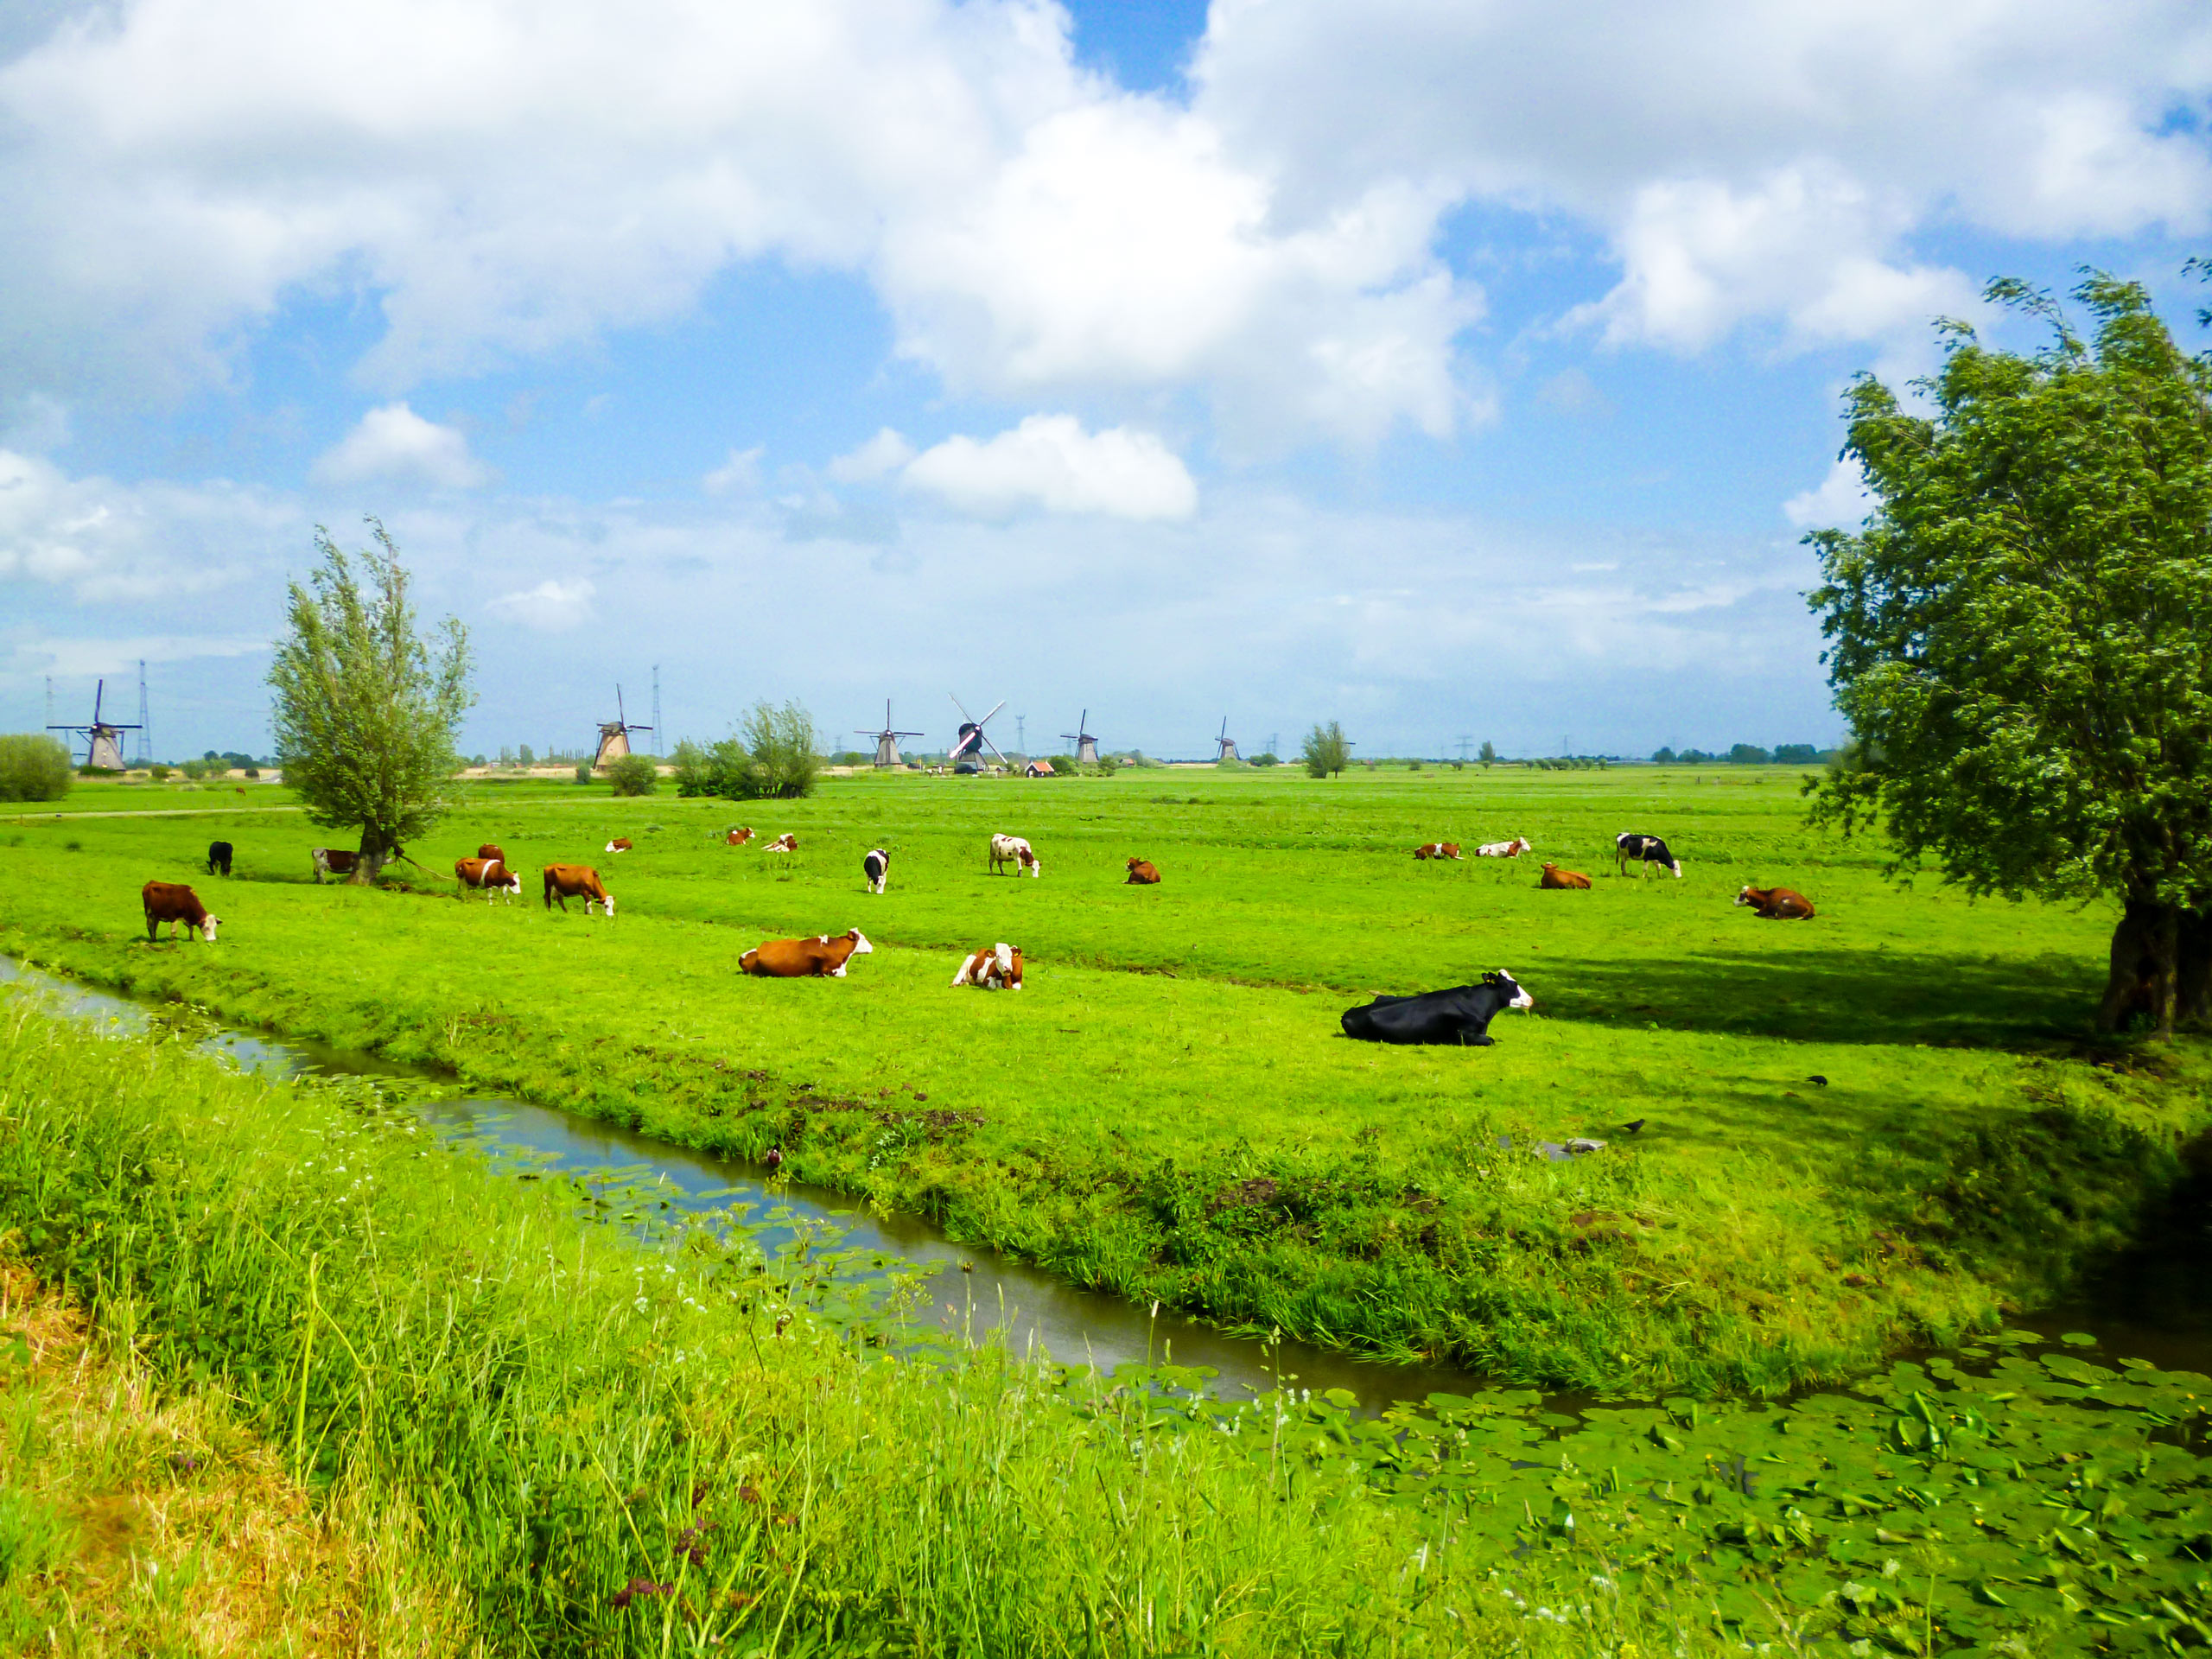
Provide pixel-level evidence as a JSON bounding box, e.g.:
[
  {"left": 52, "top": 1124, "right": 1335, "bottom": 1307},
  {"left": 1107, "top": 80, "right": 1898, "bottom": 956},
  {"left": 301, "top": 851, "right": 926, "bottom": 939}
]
[
  {"left": 951, "top": 942, "right": 1023, "bottom": 990},
  {"left": 988, "top": 833, "right": 1040, "bottom": 876},
  {"left": 143, "top": 880, "right": 219, "bottom": 943},
  {"left": 740, "top": 929, "right": 873, "bottom": 977},
  {"left": 605, "top": 837, "right": 633, "bottom": 854},
  {"left": 1125, "top": 857, "right": 1161, "bottom": 885},
  {"left": 1737, "top": 884, "right": 1816, "bottom": 919},
  {"left": 543, "top": 864, "right": 615, "bottom": 917},
  {"left": 765, "top": 833, "right": 798, "bottom": 854},
  {"left": 1413, "top": 842, "right": 1464, "bottom": 861},
  {"left": 1476, "top": 836, "right": 1532, "bottom": 858},
  {"left": 726, "top": 827, "right": 755, "bottom": 847},
  {"left": 310, "top": 848, "right": 359, "bottom": 883},
  {"left": 477, "top": 842, "right": 505, "bottom": 862},
  {"left": 1538, "top": 861, "right": 1592, "bottom": 890},
  {"left": 455, "top": 856, "right": 522, "bottom": 903}
]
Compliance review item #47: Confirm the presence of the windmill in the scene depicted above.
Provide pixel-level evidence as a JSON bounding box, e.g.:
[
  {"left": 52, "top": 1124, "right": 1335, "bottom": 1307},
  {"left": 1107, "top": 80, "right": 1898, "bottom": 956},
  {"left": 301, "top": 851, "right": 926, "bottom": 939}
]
[
  {"left": 48, "top": 679, "right": 141, "bottom": 772},
  {"left": 1061, "top": 709, "right": 1099, "bottom": 764},
  {"left": 948, "top": 694, "right": 1011, "bottom": 772},
  {"left": 593, "top": 685, "right": 652, "bottom": 770},
  {"left": 856, "top": 700, "right": 924, "bottom": 768},
  {"left": 1213, "top": 717, "right": 1239, "bottom": 763}
]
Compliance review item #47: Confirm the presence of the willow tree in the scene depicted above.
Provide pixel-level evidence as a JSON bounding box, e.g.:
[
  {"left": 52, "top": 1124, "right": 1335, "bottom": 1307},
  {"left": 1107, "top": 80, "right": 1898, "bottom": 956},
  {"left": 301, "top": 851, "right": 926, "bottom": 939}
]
[
  {"left": 1806, "top": 274, "right": 2212, "bottom": 1036},
  {"left": 269, "top": 521, "right": 474, "bottom": 885}
]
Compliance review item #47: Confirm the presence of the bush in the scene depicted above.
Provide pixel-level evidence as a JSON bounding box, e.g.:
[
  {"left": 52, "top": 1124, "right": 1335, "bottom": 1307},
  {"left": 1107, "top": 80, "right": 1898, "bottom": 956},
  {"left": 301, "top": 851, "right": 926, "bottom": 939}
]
[
  {"left": 179, "top": 758, "right": 210, "bottom": 781},
  {"left": 0, "top": 734, "right": 73, "bottom": 802},
  {"left": 574, "top": 761, "right": 592, "bottom": 785},
  {"left": 243, "top": 766, "right": 260, "bottom": 779},
  {"left": 149, "top": 765, "right": 172, "bottom": 783},
  {"left": 1097, "top": 756, "right": 1119, "bottom": 777},
  {"left": 605, "top": 753, "right": 658, "bottom": 796},
  {"left": 1301, "top": 721, "right": 1351, "bottom": 778},
  {"left": 731, "top": 701, "right": 821, "bottom": 799},
  {"left": 1251, "top": 752, "right": 1279, "bottom": 767},
  {"left": 1406, "top": 758, "right": 1421, "bottom": 771}
]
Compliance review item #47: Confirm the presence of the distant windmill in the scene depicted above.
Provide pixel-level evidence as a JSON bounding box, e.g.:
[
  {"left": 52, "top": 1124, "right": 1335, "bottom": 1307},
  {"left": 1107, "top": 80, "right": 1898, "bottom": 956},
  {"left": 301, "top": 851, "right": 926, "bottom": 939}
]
[
  {"left": 1214, "top": 717, "right": 1239, "bottom": 762},
  {"left": 593, "top": 685, "right": 652, "bottom": 770},
  {"left": 948, "top": 694, "right": 1012, "bottom": 771},
  {"left": 1061, "top": 709, "right": 1099, "bottom": 764},
  {"left": 48, "top": 679, "right": 141, "bottom": 772},
  {"left": 857, "top": 700, "right": 925, "bottom": 768}
]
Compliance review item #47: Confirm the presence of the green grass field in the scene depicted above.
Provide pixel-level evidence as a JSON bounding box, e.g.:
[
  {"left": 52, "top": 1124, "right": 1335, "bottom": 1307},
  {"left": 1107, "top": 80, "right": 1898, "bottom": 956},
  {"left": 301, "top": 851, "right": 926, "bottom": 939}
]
[{"left": 3, "top": 763, "right": 2203, "bottom": 1396}]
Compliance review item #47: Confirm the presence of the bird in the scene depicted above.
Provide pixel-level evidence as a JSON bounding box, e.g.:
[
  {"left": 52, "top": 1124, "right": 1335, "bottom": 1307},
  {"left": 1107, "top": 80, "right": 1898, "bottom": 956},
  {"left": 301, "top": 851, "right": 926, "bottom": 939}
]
[
  {"left": 1619, "top": 1118, "right": 1646, "bottom": 1135},
  {"left": 1807, "top": 1075, "right": 1829, "bottom": 1087},
  {"left": 763, "top": 1147, "right": 783, "bottom": 1172}
]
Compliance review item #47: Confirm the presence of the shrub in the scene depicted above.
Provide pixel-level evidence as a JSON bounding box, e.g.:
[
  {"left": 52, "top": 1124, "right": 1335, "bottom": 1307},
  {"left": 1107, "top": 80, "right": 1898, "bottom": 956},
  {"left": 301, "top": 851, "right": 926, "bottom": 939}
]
[
  {"left": 243, "top": 766, "right": 261, "bottom": 779},
  {"left": 1251, "top": 752, "right": 1279, "bottom": 767},
  {"left": 149, "top": 765, "right": 172, "bottom": 783},
  {"left": 605, "top": 753, "right": 658, "bottom": 796},
  {"left": 1406, "top": 758, "right": 1421, "bottom": 772},
  {"left": 730, "top": 701, "right": 820, "bottom": 799},
  {"left": 1301, "top": 721, "right": 1351, "bottom": 778},
  {"left": 1097, "top": 756, "right": 1119, "bottom": 777},
  {"left": 574, "top": 761, "right": 592, "bottom": 785},
  {"left": 0, "top": 735, "right": 73, "bottom": 802}
]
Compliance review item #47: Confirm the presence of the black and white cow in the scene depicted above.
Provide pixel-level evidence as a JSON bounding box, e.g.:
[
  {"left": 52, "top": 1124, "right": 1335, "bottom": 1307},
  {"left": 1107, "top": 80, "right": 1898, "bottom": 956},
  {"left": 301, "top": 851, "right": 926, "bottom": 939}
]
[
  {"left": 206, "top": 840, "right": 234, "bottom": 876},
  {"left": 1616, "top": 832, "right": 1683, "bottom": 878},
  {"left": 862, "top": 848, "right": 890, "bottom": 894},
  {"left": 1339, "top": 971, "right": 1534, "bottom": 1046}
]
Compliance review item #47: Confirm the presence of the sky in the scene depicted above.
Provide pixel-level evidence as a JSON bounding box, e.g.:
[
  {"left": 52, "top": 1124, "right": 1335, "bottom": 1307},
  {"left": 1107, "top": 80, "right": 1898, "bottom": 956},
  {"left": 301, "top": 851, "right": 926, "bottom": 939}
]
[{"left": 3, "top": 0, "right": 2209, "bottom": 763}]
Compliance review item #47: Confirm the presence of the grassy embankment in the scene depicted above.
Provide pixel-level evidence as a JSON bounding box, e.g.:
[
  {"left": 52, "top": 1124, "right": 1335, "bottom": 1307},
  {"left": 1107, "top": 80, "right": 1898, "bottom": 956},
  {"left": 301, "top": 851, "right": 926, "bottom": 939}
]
[{"left": 2, "top": 766, "right": 2203, "bottom": 1397}]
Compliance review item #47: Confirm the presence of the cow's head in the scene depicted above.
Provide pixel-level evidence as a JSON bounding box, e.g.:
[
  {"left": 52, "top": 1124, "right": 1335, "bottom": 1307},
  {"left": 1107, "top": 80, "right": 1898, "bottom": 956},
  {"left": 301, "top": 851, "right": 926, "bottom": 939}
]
[
  {"left": 200, "top": 913, "right": 221, "bottom": 943},
  {"left": 1485, "top": 969, "right": 1533, "bottom": 1009},
  {"left": 601, "top": 893, "right": 617, "bottom": 918},
  {"left": 1734, "top": 886, "right": 1759, "bottom": 906},
  {"left": 846, "top": 929, "right": 873, "bottom": 956},
  {"left": 499, "top": 872, "right": 522, "bottom": 893}
]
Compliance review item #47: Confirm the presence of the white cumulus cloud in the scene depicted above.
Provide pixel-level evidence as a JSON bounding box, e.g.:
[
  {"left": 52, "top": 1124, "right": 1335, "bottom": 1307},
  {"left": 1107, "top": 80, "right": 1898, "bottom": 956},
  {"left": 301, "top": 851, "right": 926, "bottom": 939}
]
[
  {"left": 486, "top": 576, "right": 595, "bottom": 631},
  {"left": 1784, "top": 456, "right": 1878, "bottom": 531},
  {"left": 310, "top": 404, "right": 493, "bottom": 491},
  {"left": 825, "top": 428, "right": 916, "bottom": 484},
  {"left": 703, "top": 445, "right": 764, "bottom": 495},
  {"left": 900, "top": 416, "right": 1197, "bottom": 522}
]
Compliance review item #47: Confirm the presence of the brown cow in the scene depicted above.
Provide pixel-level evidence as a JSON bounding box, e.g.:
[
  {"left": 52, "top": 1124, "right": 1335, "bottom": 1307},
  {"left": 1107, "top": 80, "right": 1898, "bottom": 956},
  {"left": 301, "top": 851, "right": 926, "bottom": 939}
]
[
  {"left": 477, "top": 842, "right": 505, "bottom": 862},
  {"left": 310, "top": 848, "right": 358, "bottom": 883},
  {"left": 1737, "top": 885, "right": 1816, "bottom": 919},
  {"left": 1413, "top": 842, "right": 1463, "bottom": 861},
  {"left": 740, "top": 929, "right": 873, "bottom": 977},
  {"left": 765, "top": 833, "right": 798, "bottom": 853},
  {"left": 1125, "top": 858, "right": 1161, "bottom": 885},
  {"left": 543, "top": 864, "right": 615, "bottom": 917},
  {"left": 951, "top": 942, "right": 1023, "bottom": 990},
  {"left": 1538, "top": 862, "right": 1592, "bottom": 890},
  {"left": 605, "top": 837, "right": 633, "bottom": 854},
  {"left": 143, "top": 880, "right": 219, "bottom": 943},
  {"left": 455, "top": 856, "right": 522, "bottom": 903},
  {"left": 726, "top": 827, "right": 755, "bottom": 847}
]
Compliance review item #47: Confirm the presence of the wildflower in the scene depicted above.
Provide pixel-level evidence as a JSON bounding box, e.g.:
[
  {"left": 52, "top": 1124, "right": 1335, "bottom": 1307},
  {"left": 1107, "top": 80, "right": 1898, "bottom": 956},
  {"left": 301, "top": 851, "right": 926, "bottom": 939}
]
[
  {"left": 676, "top": 1522, "right": 717, "bottom": 1565},
  {"left": 611, "top": 1578, "right": 673, "bottom": 1610}
]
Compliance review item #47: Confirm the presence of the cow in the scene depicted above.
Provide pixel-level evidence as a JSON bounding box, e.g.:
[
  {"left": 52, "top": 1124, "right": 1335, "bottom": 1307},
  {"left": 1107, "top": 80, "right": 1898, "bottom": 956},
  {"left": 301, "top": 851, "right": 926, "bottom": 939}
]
[
  {"left": 310, "top": 848, "right": 358, "bottom": 883},
  {"left": 455, "top": 856, "right": 523, "bottom": 903},
  {"left": 476, "top": 843, "right": 505, "bottom": 862},
  {"left": 1476, "top": 836, "right": 1532, "bottom": 859},
  {"left": 1125, "top": 858, "right": 1161, "bottom": 885},
  {"left": 142, "top": 880, "right": 219, "bottom": 944},
  {"left": 205, "top": 841, "right": 233, "bottom": 876},
  {"left": 1616, "top": 832, "right": 1683, "bottom": 878},
  {"left": 988, "top": 834, "right": 1040, "bottom": 877},
  {"left": 862, "top": 849, "right": 890, "bottom": 894},
  {"left": 740, "top": 929, "right": 873, "bottom": 978},
  {"left": 1413, "top": 842, "right": 1464, "bottom": 861},
  {"left": 1339, "top": 971, "right": 1533, "bottom": 1046},
  {"left": 543, "top": 864, "right": 615, "bottom": 917},
  {"left": 950, "top": 942, "right": 1024, "bottom": 990},
  {"left": 1539, "top": 862, "right": 1592, "bottom": 890},
  {"left": 726, "top": 827, "right": 755, "bottom": 847},
  {"left": 606, "top": 837, "right": 633, "bottom": 854},
  {"left": 765, "top": 833, "right": 798, "bottom": 854},
  {"left": 1737, "top": 884, "right": 1816, "bottom": 919}
]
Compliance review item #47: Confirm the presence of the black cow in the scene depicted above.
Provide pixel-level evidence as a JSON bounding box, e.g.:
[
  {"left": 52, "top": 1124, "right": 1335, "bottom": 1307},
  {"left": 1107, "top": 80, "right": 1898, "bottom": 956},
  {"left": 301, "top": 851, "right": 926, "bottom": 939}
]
[
  {"left": 1339, "top": 971, "right": 1534, "bottom": 1046},
  {"left": 1615, "top": 832, "right": 1682, "bottom": 878},
  {"left": 206, "top": 840, "right": 234, "bottom": 877},
  {"left": 862, "top": 848, "right": 890, "bottom": 894}
]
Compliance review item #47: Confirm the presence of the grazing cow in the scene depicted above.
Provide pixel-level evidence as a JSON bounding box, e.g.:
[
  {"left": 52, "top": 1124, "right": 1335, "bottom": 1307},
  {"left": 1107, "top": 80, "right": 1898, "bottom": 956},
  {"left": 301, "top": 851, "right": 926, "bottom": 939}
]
[
  {"left": 1413, "top": 842, "right": 1464, "bottom": 861},
  {"left": 1539, "top": 862, "right": 1592, "bottom": 890},
  {"left": 310, "top": 848, "right": 358, "bottom": 883},
  {"left": 1616, "top": 832, "right": 1683, "bottom": 878},
  {"left": 142, "top": 880, "right": 219, "bottom": 944},
  {"left": 862, "top": 849, "right": 890, "bottom": 894},
  {"left": 726, "top": 827, "right": 755, "bottom": 847},
  {"left": 1476, "top": 836, "right": 1532, "bottom": 859},
  {"left": 988, "top": 834, "right": 1040, "bottom": 877},
  {"left": 951, "top": 942, "right": 1024, "bottom": 990},
  {"left": 455, "top": 856, "right": 522, "bottom": 903},
  {"left": 477, "top": 843, "right": 505, "bottom": 862},
  {"left": 543, "top": 864, "right": 615, "bottom": 917},
  {"left": 206, "top": 841, "right": 233, "bottom": 876},
  {"left": 1339, "top": 971, "right": 1533, "bottom": 1046},
  {"left": 740, "top": 929, "right": 873, "bottom": 978},
  {"left": 1125, "top": 858, "right": 1161, "bottom": 885},
  {"left": 1737, "top": 884, "right": 1816, "bottom": 919},
  {"left": 606, "top": 837, "right": 633, "bottom": 854},
  {"left": 765, "top": 833, "right": 798, "bottom": 854}
]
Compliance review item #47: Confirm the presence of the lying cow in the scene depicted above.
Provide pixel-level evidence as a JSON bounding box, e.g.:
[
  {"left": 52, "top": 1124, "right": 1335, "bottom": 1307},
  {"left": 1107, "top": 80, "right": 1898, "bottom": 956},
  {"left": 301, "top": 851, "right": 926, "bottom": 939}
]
[
  {"left": 143, "top": 880, "right": 219, "bottom": 944},
  {"left": 1476, "top": 836, "right": 1531, "bottom": 858},
  {"left": 1413, "top": 842, "right": 1464, "bottom": 861},
  {"left": 1617, "top": 832, "right": 1683, "bottom": 878},
  {"left": 863, "top": 849, "right": 890, "bottom": 893},
  {"left": 989, "top": 834, "right": 1040, "bottom": 877},
  {"left": 206, "top": 840, "right": 233, "bottom": 876},
  {"left": 765, "top": 833, "right": 798, "bottom": 854},
  {"left": 1125, "top": 858, "right": 1161, "bottom": 885},
  {"left": 455, "top": 855, "right": 522, "bottom": 902},
  {"left": 726, "top": 827, "right": 755, "bottom": 847},
  {"left": 606, "top": 837, "right": 633, "bottom": 854},
  {"left": 1539, "top": 862, "right": 1592, "bottom": 889},
  {"left": 477, "top": 842, "right": 505, "bottom": 862},
  {"left": 1340, "top": 971, "right": 1532, "bottom": 1046},
  {"left": 741, "top": 929, "right": 873, "bottom": 977},
  {"left": 310, "top": 848, "right": 358, "bottom": 883},
  {"left": 1737, "top": 884, "right": 1816, "bottom": 919},
  {"left": 951, "top": 942, "right": 1023, "bottom": 990},
  {"left": 543, "top": 864, "right": 615, "bottom": 917}
]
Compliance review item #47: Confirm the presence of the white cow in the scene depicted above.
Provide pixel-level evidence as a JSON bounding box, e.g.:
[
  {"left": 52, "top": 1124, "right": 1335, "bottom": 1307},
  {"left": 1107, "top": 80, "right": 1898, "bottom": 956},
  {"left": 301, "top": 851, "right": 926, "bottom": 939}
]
[
  {"left": 988, "top": 834, "right": 1041, "bottom": 877},
  {"left": 1476, "top": 836, "right": 1532, "bottom": 858}
]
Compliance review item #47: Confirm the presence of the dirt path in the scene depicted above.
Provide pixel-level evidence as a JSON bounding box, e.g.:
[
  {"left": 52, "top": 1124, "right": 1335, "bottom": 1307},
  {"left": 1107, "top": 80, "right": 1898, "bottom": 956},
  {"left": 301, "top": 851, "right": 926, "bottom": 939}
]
[{"left": 1, "top": 804, "right": 304, "bottom": 822}]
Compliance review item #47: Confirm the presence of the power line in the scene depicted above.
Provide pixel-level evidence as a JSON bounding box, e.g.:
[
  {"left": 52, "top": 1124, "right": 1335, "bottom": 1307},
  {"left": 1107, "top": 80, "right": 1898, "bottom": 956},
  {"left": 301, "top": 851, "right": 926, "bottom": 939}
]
[
  {"left": 652, "top": 665, "right": 663, "bottom": 757},
  {"left": 135, "top": 661, "right": 152, "bottom": 766}
]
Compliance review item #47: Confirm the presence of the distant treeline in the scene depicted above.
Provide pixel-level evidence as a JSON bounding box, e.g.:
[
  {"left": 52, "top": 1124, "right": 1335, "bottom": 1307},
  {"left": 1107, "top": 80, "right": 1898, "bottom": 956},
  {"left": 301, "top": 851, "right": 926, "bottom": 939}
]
[{"left": 1652, "top": 743, "right": 1831, "bottom": 765}]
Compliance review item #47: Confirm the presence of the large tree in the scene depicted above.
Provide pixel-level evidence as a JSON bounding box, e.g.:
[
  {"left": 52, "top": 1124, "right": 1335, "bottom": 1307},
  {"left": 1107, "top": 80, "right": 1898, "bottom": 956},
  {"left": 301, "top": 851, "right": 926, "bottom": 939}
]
[
  {"left": 269, "top": 522, "right": 474, "bottom": 885},
  {"left": 1807, "top": 274, "right": 2212, "bottom": 1037}
]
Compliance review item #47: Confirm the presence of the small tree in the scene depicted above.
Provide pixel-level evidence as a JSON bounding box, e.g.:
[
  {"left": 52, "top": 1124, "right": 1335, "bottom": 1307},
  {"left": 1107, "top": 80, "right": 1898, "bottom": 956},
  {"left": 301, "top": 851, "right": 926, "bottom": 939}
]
[
  {"left": 0, "top": 734, "right": 72, "bottom": 802},
  {"left": 268, "top": 521, "right": 474, "bottom": 885},
  {"left": 1478, "top": 740, "right": 1497, "bottom": 766},
  {"left": 1301, "top": 721, "right": 1351, "bottom": 778},
  {"left": 606, "top": 753, "right": 658, "bottom": 797},
  {"left": 727, "top": 702, "right": 819, "bottom": 799}
]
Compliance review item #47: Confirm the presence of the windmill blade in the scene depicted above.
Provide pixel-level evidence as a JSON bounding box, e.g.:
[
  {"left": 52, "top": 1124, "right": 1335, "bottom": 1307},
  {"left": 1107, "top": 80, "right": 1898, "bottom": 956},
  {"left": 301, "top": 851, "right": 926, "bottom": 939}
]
[
  {"left": 976, "top": 700, "right": 1007, "bottom": 728},
  {"left": 978, "top": 728, "right": 1012, "bottom": 766},
  {"left": 949, "top": 692, "right": 976, "bottom": 723}
]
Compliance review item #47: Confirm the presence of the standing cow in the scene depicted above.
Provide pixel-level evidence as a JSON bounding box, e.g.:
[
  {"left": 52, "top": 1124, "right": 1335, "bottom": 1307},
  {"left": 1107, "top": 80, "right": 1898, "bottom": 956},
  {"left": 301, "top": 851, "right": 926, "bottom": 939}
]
[
  {"left": 456, "top": 856, "right": 522, "bottom": 903},
  {"left": 142, "top": 880, "right": 219, "bottom": 943},
  {"left": 989, "top": 834, "right": 1041, "bottom": 877},
  {"left": 543, "top": 865, "right": 615, "bottom": 917},
  {"left": 1616, "top": 833, "right": 1683, "bottom": 878},
  {"left": 477, "top": 843, "right": 505, "bottom": 862},
  {"left": 862, "top": 849, "right": 890, "bottom": 893},
  {"left": 205, "top": 841, "right": 233, "bottom": 876},
  {"left": 310, "top": 848, "right": 358, "bottom": 883}
]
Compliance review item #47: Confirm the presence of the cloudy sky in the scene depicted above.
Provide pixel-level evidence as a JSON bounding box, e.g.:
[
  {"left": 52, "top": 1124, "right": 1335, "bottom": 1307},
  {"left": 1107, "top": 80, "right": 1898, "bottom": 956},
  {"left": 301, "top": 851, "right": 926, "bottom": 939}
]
[{"left": 3, "top": 0, "right": 2208, "bottom": 761}]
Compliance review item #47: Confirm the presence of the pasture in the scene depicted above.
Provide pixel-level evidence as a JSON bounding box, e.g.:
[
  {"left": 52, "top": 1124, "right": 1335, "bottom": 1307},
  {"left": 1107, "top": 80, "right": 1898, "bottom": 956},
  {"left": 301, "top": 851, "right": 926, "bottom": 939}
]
[{"left": 2, "top": 764, "right": 2203, "bottom": 1396}]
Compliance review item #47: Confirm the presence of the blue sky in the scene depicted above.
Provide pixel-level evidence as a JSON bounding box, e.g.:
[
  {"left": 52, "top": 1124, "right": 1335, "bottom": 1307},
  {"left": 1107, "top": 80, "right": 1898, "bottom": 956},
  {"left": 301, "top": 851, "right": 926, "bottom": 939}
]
[{"left": 3, "top": 0, "right": 2207, "bottom": 761}]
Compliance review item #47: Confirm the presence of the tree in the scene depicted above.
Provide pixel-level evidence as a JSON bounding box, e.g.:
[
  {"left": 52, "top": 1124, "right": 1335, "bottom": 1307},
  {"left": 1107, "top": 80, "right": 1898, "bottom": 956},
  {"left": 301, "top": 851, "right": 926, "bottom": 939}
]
[
  {"left": 268, "top": 521, "right": 474, "bottom": 886},
  {"left": 1806, "top": 273, "right": 2212, "bottom": 1037},
  {"left": 734, "top": 701, "right": 820, "bottom": 799},
  {"left": 1478, "top": 740, "right": 1497, "bottom": 766},
  {"left": 1728, "top": 743, "right": 1772, "bottom": 765},
  {"left": 1651, "top": 747, "right": 1676, "bottom": 765},
  {"left": 1301, "top": 721, "right": 1351, "bottom": 778},
  {"left": 605, "top": 753, "right": 658, "bottom": 796},
  {"left": 0, "top": 734, "right": 72, "bottom": 802}
]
